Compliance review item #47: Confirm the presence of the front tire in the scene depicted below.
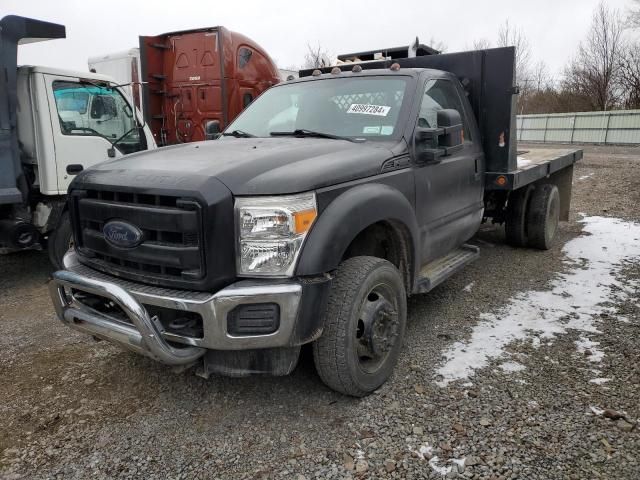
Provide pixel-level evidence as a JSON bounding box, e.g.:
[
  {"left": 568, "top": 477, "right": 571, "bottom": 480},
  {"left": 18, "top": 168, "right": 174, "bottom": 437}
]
[
  {"left": 47, "top": 212, "right": 73, "bottom": 270},
  {"left": 313, "top": 256, "right": 406, "bottom": 397}
]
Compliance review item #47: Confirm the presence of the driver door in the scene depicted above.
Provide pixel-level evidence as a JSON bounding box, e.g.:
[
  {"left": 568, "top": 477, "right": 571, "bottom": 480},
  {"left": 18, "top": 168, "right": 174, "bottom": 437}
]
[
  {"left": 44, "top": 74, "right": 148, "bottom": 193},
  {"left": 413, "top": 77, "right": 484, "bottom": 264}
]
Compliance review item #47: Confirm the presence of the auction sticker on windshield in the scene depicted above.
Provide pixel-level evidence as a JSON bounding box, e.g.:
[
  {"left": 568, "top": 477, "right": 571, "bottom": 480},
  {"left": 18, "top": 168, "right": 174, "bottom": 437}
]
[{"left": 347, "top": 104, "right": 391, "bottom": 116}]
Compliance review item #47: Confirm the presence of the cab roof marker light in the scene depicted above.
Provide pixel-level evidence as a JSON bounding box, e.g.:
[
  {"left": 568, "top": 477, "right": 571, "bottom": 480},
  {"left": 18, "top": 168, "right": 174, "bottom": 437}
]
[
  {"left": 352, "top": 64, "right": 363, "bottom": 73},
  {"left": 312, "top": 69, "right": 322, "bottom": 76},
  {"left": 390, "top": 63, "right": 401, "bottom": 71}
]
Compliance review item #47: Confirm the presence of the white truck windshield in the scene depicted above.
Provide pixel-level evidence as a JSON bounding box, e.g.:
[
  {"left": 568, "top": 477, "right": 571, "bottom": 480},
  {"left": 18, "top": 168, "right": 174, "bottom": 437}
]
[{"left": 52, "top": 81, "right": 145, "bottom": 154}]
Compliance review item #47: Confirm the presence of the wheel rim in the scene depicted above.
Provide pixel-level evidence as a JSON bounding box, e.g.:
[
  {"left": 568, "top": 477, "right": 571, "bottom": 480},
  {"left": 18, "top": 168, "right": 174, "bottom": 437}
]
[{"left": 354, "top": 283, "right": 400, "bottom": 374}]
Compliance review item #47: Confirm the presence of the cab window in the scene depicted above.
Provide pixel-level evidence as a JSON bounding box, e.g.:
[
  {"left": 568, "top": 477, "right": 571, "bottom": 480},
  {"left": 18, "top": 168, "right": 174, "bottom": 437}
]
[
  {"left": 52, "top": 81, "right": 146, "bottom": 154},
  {"left": 418, "top": 78, "right": 471, "bottom": 142}
]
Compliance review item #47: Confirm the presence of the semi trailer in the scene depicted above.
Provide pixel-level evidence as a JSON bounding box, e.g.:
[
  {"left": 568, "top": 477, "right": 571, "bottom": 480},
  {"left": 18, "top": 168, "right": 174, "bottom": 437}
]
[
  {"left": 89, "top": 26, "right": 281, "bottom": 146},
  {"left": 49, "top": 43, "right": 581, "bottom": 396},
  {"left": 0, "top": 15, "right": 155, "bottom": 268}
]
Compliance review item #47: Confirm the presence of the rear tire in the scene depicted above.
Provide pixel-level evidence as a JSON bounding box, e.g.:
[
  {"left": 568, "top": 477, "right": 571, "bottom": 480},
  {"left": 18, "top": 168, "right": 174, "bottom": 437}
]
[
  {"left": 526, "top": 184, "right": 560, "bottom": 250},
  {"left": 47, "top": 212, "right": 73, "bottom": 269},
  {"left": 313, "top": 256, "right": 406, "bottom": 397},
  {"left": 505, "top": 185, "right": 533, "bottom": 247}
]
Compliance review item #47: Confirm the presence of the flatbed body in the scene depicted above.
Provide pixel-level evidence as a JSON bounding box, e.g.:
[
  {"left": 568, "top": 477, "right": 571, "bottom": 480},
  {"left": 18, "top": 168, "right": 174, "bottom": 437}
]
[{"left": 486, "top": 148, "right": 583, "bottom": 191}]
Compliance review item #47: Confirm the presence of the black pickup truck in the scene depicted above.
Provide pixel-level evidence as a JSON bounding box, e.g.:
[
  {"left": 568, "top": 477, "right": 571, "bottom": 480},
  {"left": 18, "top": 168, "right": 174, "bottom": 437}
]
[{"left": 49, "top": 46, "right": 582, "bottom": 396}]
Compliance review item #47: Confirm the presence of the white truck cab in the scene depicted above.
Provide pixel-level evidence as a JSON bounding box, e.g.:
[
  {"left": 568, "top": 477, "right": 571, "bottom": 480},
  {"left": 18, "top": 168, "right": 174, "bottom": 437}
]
[
  {"left": 0, "top": 15, "right": 155, "bottom": 268},
  {"left": 17, "top": 66, "right": 155, "bottom": 195}
]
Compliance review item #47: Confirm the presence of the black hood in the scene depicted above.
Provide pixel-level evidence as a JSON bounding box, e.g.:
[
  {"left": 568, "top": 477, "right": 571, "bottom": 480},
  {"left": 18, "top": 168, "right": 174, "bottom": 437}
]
[{"left": 76, "top": 138, "right": 396, "bottom": 196}]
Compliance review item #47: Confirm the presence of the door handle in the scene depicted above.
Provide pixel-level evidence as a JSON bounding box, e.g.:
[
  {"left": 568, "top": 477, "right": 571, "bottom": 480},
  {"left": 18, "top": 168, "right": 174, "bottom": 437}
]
[
  {"left": 66, "top": 164, "right": 84, "bottom": 175},
  {"left": 473, "top": 157, "right": 482, "bottom": 181}
]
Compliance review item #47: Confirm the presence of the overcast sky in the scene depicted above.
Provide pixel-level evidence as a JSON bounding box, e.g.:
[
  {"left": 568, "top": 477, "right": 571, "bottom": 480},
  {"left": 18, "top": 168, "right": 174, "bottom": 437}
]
[{"left": 5, "top": 0, "right": 633, "bottom": 79}]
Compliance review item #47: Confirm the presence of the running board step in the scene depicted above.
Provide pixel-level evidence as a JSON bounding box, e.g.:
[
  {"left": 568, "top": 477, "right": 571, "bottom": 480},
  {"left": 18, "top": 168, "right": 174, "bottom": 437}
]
[{"left": 416, "top": 244, "right": 479, "bottom": 293}]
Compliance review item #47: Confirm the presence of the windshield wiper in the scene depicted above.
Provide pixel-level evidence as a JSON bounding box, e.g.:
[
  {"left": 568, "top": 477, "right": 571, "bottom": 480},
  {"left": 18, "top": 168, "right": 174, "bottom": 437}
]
[
  {"left": 270, "top": 129, "right": 359, "bottom": 142},
  {"left": 221, "top": 129, "right": 255, "bottom": 138}
]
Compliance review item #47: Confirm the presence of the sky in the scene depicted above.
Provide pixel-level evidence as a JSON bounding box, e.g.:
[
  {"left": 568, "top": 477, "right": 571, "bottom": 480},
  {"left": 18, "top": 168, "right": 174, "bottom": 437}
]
[{"left": 4, "top": 0, "right": 634, "bottom": 80}]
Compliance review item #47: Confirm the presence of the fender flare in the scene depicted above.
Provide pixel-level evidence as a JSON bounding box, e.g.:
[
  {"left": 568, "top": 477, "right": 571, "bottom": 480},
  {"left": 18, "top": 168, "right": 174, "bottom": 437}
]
[{"left": 296, "top": 183, "right": 420, "bottom": 286}]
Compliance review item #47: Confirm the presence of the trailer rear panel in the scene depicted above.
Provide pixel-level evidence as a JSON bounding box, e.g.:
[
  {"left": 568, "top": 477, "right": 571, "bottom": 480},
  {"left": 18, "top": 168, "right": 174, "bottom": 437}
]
[{"left": 140, "top": 27, "right": 279, "bottom": 146}]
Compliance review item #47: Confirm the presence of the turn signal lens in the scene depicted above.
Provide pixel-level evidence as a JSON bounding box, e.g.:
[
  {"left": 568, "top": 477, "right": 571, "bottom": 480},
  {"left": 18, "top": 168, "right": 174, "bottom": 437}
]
[{"left": 293, "top": 209, "right": 317, "bottom": 234}]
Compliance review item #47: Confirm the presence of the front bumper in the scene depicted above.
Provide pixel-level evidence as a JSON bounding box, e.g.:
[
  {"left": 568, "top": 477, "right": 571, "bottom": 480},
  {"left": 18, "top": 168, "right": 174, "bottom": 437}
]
[{"left": 49, "top": 252, "right": 323, "bottom": 367}]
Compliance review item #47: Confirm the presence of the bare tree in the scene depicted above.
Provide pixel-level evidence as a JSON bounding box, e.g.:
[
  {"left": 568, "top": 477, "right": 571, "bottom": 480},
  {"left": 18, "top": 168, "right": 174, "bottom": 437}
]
[
  {"left": 531, "top": 61, "right": 552, "bottom": 91},
  {"left": 302, "top": 43, "right": 331, "bottom": 69},
  {"left": 427, "top": 37, "right": 447, "bottom": 54},
  {"left": 563, "top": 2, "right": 624, "bottom": 110},
  {"left": 619, "top": 42, "right": 640, "bottom": 108},
  {"left": 472, "top": 38, "right": 492, "bottom": 50},
  {"left": 497, "top": 20, "right": 532, "bottom": 86},
  {"left": 626, "top": 0, "right": 640, "bottom": 28}
]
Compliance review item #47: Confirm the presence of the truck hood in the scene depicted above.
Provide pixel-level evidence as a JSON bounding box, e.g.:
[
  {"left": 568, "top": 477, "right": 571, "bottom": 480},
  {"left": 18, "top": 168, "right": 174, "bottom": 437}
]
[{"left": 78, "top": 138, "right": 396, "bottom": 195}]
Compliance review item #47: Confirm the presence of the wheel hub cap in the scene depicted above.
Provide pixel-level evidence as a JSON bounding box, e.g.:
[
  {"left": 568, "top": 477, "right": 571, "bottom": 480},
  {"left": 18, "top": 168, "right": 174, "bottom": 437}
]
[{"left": 356, "top": 289, "right": 399, "bottom": 368}]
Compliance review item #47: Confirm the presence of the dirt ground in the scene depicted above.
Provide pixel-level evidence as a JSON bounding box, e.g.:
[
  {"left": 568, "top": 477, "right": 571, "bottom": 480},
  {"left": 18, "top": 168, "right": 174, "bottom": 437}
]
[{"left": 0, "top": 144, "right": 639, "bottom": 480}]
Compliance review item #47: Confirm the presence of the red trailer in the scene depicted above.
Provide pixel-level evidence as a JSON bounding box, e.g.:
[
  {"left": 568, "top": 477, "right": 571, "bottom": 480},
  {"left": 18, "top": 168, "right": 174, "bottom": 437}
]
[{"left": 139, "top": 27, "right": 280, "bottom": 146}]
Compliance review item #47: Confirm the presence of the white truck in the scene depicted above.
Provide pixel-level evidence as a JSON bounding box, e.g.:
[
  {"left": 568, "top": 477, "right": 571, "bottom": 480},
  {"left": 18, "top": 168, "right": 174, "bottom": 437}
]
[
  {"left": 88, "top": 49, "right": 143, "bottom": 109},
  {"left": 0, "top": 15, "right": 155, "bottom": 268}
]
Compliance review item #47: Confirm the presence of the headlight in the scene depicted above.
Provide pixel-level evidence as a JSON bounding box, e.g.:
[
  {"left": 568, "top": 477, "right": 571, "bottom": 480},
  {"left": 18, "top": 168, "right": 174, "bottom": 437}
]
[{"left": 235, "top": 192, "right": 317, "bottom": 276}]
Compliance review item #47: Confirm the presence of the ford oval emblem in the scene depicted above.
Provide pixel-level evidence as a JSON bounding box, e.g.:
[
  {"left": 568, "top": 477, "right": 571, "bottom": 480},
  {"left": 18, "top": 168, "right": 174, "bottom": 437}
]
[{"left": 103, "top": 220, "right": 143, "bottom": 248}]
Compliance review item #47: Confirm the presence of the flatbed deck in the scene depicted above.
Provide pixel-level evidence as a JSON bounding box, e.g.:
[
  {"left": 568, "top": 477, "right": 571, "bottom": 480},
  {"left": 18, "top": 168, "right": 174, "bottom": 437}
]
[{"left": 485, "top": 148, "right": 583, "bottom": 191}]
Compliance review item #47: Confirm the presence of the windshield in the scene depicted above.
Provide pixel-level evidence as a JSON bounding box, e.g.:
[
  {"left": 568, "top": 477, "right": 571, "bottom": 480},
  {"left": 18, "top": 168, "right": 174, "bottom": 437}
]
[
  {"left": 52, "top": 81, "right": 146, "bottom": 155},
  {"left": 225, "top": 76, "right": 410, "bottom": 139}
]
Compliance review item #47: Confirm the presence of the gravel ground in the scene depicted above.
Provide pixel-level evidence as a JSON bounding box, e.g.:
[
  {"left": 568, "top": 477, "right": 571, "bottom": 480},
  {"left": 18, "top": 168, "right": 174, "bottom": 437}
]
[{"left": 1, "top": 144, "right": 639, "bottom": 480}]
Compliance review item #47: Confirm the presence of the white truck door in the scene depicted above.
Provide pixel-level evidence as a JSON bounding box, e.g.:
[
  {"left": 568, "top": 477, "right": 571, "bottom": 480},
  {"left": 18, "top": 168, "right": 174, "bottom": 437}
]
[{"left": 44, "top": 74, "right": 151, "bottom": 193}]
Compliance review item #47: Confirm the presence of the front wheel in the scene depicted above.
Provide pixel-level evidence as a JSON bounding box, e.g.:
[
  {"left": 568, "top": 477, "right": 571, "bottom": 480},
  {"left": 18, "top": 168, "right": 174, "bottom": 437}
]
[
  {"left": 313, "top": 256, "right": 407, "bottom": 397},
  {"left": 47, "top": 212, "right": 73, "bottom": 270}
]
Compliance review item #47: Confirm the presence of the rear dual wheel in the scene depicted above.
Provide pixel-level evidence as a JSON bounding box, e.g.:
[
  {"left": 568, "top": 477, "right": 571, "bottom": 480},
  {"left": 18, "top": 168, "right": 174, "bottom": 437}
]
[{"left": 505, "top": 184, "right": 560, "bottom": 250}]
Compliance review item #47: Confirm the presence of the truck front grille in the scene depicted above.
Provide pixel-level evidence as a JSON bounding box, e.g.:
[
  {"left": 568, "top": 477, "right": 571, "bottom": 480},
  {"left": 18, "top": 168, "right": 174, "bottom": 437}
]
[{"left": 71, "top": 189, "right": 205, "bottom": 284}]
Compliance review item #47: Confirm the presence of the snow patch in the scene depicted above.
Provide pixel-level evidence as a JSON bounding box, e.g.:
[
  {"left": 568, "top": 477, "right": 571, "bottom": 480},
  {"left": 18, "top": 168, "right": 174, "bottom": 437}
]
[
  {"left": 436, "top": 216, "right": 640, "bottom": 386},
  {"left": 579, "top": 173, "right": 594, "bottom": 180},
  {"left": 463, "top": 282, "right": 475, "bottom": 293},
  {"left": 418, "top": 444, "right": 433, "bottom": 458},
  {"left": 499, "top": 361, "right": 526, "bottom": 373},
  {"left": 428, "top": 456, "right": 452, "bottom": 476},
  {"left": 517, "top": 157, "right": 532, "bottom": 168},
  {"left": 409, "top": 443, "right": 433, "bottom": 460},
  {"left": 590, "top": 405, "right": 605, "bottom": 416},
  {"left": 590, "top": 377, "right": 612, "bottom": 385},
  {"left": 452, "top": 458, "right": 466, "bottom": 469},
  {"left": 575, "top": 337, "right": 605, "bottom": 363}
]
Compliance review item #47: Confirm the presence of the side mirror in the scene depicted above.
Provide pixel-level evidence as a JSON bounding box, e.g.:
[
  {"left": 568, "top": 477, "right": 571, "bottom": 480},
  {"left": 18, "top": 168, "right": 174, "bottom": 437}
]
[
  {"left": 205, "top": 120, "right": 221, "bottom": 140},
  {"left": 415, "top": 109, "right": 464, "bottom": 164}
]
